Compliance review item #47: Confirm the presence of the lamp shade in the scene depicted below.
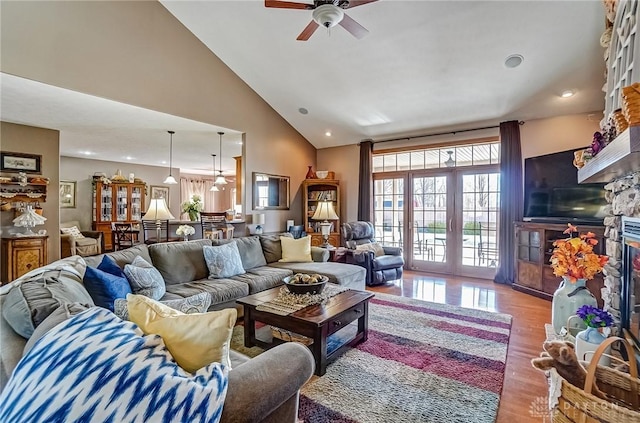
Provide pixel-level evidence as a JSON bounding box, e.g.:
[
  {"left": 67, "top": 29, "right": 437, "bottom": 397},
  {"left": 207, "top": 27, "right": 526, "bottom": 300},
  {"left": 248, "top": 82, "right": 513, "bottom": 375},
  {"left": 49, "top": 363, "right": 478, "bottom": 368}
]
[
  {"left": 142, "top": 198, "right": 175, "bottom": 220},
  {"left": 312, "top": 201, "right": 338, "bottom": 221},
  {"left": 254, "top": 213, "right": 266, "bottom": 225}
]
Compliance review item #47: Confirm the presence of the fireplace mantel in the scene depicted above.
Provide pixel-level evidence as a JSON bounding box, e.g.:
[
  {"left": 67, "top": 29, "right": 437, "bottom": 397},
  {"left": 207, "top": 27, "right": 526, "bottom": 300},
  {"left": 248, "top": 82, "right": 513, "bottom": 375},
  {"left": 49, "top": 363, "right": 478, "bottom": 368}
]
[{"left": 578, "top": 126, "right": 640, "bottom": 184}]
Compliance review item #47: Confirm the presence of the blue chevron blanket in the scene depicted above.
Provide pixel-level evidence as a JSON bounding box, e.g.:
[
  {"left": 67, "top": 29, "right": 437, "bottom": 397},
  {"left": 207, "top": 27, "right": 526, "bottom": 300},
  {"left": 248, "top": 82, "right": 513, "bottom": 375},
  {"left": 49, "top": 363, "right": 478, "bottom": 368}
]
[{"left": 0, "top": 307, "right": 228, "bottom": 423}]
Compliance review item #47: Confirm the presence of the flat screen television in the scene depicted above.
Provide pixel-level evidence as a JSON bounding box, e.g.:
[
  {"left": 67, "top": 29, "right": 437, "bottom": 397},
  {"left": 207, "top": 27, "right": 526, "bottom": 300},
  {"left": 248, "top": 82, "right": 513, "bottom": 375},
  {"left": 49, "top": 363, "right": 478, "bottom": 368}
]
[{"left": 524, "top": 149, "right": 607, "bottom": 225}]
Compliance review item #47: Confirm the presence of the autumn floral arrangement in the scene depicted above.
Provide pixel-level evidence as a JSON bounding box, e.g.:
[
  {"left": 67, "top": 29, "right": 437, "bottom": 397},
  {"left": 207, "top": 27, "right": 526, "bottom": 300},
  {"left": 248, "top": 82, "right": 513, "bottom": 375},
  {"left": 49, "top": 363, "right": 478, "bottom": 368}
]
[{"left": 550, "top": 224, "right": 609, "bottom": 283}]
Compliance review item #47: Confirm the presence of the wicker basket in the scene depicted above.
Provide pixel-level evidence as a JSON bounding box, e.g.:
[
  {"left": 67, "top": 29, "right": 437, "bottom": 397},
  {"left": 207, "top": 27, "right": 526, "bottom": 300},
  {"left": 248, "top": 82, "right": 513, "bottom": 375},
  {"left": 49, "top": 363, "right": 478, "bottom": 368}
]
[
  {"left": 553, "top": 337, "right": 640, "bottom": 423},
  {"left": 622, "top": 83, "right": 640, "bottom": 126},
  {"left": 270, "top": 326, "right": 313, "bottom": 346}
]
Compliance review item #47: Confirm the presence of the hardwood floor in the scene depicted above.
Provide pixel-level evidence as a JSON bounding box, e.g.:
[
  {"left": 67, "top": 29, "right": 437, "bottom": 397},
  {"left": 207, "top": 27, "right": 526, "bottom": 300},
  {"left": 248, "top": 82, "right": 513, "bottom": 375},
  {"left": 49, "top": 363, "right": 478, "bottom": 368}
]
[{"left": 368, "top": 270, "right": 551, "bottom": 423}]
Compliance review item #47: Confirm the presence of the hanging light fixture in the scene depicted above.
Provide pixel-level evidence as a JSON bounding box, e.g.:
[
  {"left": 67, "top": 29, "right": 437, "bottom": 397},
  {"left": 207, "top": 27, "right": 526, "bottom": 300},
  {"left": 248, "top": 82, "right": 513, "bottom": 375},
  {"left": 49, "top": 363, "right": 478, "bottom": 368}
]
[
  {"left": 163, "top": 130, "right": 178, "bottom": 184},
  {"left": 444, "top": 150, "right": 455, "bottom": 167},
  {"left": 210, "top": 154, "right": 219, "bottom": 192},
  {"left": 215, "top": 132, "right": 228, "bottom": 185}
]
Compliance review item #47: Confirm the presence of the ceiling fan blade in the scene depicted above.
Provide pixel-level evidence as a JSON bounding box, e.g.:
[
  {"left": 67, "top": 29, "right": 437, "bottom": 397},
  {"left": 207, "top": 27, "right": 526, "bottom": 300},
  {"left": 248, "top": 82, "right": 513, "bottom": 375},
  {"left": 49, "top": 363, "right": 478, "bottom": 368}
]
[
  {"left": 297, "top": 20, "right": 319, "bottom": 41},
  {"left": 344, "top": 0, "right": 378, "bottom": 9},
  {"left": 265, "top": 0, "right": 313, "bottom": 10},
  {"left": 339, "top": 13, "right": 369, "bottom": 39}
]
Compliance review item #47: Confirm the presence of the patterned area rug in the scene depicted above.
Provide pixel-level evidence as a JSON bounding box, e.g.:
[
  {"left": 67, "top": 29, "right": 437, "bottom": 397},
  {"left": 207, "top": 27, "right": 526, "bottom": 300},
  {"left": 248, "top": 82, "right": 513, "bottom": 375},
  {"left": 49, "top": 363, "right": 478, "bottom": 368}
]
[{"left": 230, "top": 292, "right": 512, "bottom": 423}]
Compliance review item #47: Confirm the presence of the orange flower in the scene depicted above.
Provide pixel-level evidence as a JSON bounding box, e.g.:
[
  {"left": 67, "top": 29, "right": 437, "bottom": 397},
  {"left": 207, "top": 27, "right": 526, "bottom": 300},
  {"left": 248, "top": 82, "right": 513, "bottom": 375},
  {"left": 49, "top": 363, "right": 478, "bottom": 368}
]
[{"left": 550, "top": 225, "right": 608, "bottom": 283}]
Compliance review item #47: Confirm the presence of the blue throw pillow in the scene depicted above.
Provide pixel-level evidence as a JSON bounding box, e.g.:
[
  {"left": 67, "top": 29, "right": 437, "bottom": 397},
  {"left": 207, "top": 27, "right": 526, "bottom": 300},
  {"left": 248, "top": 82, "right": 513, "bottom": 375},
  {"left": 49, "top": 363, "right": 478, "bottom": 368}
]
[
  {"left": 0, "top": 308, "right": 228, "bottom": 423},
  {"left": 83, "top": 265, "right": 132, "bottom": 311},
  {"left": 97, "top": 255, "right": 126, "bottom": 279}
]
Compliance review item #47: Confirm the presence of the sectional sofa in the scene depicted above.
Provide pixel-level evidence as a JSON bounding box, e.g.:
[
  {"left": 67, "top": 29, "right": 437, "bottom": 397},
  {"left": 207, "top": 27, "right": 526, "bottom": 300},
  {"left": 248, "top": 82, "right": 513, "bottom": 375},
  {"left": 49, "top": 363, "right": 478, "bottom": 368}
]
[{"left": 0, "top": 234, "right": 366, "bottom": 422}]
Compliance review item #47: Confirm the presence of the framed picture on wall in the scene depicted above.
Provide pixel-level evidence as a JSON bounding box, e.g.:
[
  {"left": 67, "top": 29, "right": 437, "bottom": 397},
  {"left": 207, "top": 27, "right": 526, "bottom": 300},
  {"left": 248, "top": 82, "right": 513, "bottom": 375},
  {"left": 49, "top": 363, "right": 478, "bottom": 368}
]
[
  {"left": 150, "top": 186, "right": 169, "bottom": 203},
  {"left": 60, "top": 181, "right": 76, "bottom": 208},
  {"left": 1, "top": 151, "right": 42, "bottom": 174}
]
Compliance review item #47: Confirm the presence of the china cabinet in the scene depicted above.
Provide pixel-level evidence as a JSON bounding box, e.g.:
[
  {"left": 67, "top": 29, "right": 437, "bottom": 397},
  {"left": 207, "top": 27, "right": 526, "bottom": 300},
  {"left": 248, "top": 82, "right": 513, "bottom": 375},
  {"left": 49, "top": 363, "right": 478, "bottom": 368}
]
[
  {"left": 92, "top": 176, "right": 145, "bottom": 251},
  {"left": 302, "top": 179, "right": 341, "bottom": 247}
]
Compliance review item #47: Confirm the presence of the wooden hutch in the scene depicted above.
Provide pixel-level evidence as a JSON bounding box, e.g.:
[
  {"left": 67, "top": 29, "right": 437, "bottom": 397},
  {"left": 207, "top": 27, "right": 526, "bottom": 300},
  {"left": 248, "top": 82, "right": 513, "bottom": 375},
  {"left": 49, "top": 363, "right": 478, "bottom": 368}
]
[
  {"left": 302, "top": 179, "right": 341, "bottom": 247},
  {"left": 92, "top": 176, "right": 146, "bottom": 251}
]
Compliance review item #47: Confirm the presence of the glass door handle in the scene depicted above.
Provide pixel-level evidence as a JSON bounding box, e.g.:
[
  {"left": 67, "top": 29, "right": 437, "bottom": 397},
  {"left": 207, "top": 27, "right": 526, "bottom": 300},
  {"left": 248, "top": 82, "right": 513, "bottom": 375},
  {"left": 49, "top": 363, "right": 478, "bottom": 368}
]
[{"left": 449, "top": 219, "right": 453, "bottom": 232}]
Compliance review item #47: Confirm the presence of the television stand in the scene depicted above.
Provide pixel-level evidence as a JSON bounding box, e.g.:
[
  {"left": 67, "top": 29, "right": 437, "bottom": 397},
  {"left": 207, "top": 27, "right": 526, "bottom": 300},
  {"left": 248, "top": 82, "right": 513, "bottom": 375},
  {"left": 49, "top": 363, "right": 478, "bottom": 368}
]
[{"left": 513, "top": 221, "right": 605, "bottom": 306}]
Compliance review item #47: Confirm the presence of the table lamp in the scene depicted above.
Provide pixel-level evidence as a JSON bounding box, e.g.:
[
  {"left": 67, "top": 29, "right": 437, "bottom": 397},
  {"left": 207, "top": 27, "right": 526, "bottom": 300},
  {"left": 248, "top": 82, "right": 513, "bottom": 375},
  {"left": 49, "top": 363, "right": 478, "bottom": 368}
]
[
  {"left": 142, "top": 198, "right": 175, "bottom": 242},
  {"left": 254, "top": 213, "right": 265, "bottom": 234},
  {"left": 311, "top": 201, "right": 339, "bottom": 248},
  {"left": 13, "top": 205, "right": 47, "bottom": 235}
]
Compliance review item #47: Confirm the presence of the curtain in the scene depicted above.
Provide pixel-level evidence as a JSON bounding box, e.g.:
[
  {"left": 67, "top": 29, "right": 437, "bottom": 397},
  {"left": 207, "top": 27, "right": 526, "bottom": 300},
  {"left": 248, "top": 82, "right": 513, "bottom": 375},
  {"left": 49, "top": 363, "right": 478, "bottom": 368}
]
[
  {"left": 357, "top": 140, "right": 374, "bottom": 222},
  {"left": 494, "top": 121, "right": 523, "bottom": 284},
  {"left": 180, "top": 177, "right": 209, "bottom": 218}
]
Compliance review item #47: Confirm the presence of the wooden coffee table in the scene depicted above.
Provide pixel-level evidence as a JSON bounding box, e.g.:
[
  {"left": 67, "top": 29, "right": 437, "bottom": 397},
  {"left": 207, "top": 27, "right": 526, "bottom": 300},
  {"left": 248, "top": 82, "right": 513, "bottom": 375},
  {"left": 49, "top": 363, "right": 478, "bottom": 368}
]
[{"left": 237, "top": 287, "right": 374, "bottom": 376}]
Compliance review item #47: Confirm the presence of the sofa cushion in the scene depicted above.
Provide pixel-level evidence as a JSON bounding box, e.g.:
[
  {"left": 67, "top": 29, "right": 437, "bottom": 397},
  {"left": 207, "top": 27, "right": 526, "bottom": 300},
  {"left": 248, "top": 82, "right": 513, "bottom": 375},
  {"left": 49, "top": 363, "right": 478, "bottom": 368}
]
[
  {"left": 128, "top": 294, "right": 237, "bottom": 372},
  {"left": 114, "top": 292, "right": 212, "bottom": 321},
  {"left": 268, "top": 261, "right": 366, "bottom": 291},
  {"left": 372, "top": 254, "right": 405, "bottom": 271},
  {"left": 213, "top": 236, "right": 267, "bottom": 270},
  {"left": 0, "top": 307, "right": 228, "bottom": 423},
  {"left": 259, "top": 233, "right": 293, "bottom": 263},
  {"left": 279, "top": 235, "right": 312, "bottom": 263},
  {"left": 124, "top": 256, "right": 166, "bottom": 300},
  {"left": 148, "top": 239, "right": 212, "bottom": 285},
  {"left": 2, "top": 256, "right": 93, "bottom": 338},
  {"left": 204, "top": 244, "right": 246, "bottom": 279},
  {"left": 162, "top": 279, "right": 249, "bottom": 307},
  {"left": 83, "top": 256, "right": 132, "bottom": 311},
  {"left": 23, "top": 302, "right": 91, "bottom": 355},
  {"left": 232, "top": 266, "right": 292, "bottom": 294},
  {"left": 84, "top": 244, "right": 152, "bottom": 269}
]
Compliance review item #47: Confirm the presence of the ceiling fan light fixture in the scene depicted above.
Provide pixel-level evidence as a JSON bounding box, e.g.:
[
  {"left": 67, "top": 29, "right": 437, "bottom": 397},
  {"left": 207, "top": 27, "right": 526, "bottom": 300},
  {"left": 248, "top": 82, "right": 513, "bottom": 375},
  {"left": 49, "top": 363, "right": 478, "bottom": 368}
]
[
  {"left": 312, "top": 4, "right": 344, "bottom": 28},
  {"left": 163, "top": 130, "right": 178, "bottom": 185}
]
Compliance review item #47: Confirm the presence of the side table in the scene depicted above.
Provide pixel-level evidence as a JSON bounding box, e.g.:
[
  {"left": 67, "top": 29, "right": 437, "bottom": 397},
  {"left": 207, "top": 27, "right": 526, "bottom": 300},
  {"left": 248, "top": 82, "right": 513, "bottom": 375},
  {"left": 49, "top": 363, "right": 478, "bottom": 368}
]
[{"left": 1, "top": 235, "right": 48, "bottom": 283}]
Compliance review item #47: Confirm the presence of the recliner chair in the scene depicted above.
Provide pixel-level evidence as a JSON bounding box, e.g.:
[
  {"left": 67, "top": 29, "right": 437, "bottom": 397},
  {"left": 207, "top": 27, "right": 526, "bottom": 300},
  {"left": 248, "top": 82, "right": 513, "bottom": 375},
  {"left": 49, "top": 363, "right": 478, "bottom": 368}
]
[{"left": 341, "top": 221, "right": 404, "bottom": 286}]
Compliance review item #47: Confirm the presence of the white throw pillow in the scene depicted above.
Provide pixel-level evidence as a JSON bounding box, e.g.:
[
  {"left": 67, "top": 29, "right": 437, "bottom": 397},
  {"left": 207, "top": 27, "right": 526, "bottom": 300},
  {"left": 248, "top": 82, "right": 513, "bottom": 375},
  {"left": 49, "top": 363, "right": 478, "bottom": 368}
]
[
  {"left": 113, "top": 292, "right": 212, "bottom": 321},
  {"left": 60, "top": 226, "right": 85, "bottom": 239},
  {"left": 203, "top": 243, "right": 246, "bottom": 279},
  {"left": 279, "top": 235, "right": 312, "bottom": 263},
  {"left": 0, "top": 307, "right": 229, "bottom": 423},
  {"left": 124, "top": 256, "right": 166, "bottom": 300}
]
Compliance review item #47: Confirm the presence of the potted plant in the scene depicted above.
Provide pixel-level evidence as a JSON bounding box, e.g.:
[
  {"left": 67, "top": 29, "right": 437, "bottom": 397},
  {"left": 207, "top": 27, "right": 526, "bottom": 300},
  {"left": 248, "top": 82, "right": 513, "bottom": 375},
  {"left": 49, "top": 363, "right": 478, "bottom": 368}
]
[
  {"left": 176, "top": 224, "right": 195, "bottom": 241},
  {"left": 573, "top": 305, "right": 614, "bottom": 365},
  {"left": 550, "top": 224, "right": 609, "bottom": 334},
  {"left": 181, "top": 195, "right": 203, "bottom": 221}
]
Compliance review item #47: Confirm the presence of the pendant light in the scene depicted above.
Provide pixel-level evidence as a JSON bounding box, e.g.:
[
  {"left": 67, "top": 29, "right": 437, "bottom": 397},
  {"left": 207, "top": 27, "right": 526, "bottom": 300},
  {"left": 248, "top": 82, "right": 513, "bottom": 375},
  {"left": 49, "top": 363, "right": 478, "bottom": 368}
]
[
  {"left": 163, "top": 130, "right": 178, "bottom": 184},
  {"left": 444, "top": 150, "right": 455, "bottom": 168},
  {"left": 215, "top": 132, "right": 228, "bottom": 185},
  {"left": 210, "top": 154, "right": 219, "bottom": 192}
]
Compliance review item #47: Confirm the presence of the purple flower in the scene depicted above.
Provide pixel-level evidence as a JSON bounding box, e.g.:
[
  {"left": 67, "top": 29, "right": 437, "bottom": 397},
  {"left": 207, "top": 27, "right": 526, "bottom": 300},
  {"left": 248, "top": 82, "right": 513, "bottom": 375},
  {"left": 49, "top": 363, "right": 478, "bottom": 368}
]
[{"left": 576, "top": 304, "right": 614, "bottom": 328}]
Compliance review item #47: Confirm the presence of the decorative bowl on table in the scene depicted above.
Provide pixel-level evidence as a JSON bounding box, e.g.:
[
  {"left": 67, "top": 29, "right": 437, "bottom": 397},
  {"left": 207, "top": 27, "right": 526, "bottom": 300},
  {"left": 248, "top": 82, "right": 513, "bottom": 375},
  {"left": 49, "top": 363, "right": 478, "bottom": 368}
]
[{"left": 283, "top": 273, "right": 328, "bottom": 295}]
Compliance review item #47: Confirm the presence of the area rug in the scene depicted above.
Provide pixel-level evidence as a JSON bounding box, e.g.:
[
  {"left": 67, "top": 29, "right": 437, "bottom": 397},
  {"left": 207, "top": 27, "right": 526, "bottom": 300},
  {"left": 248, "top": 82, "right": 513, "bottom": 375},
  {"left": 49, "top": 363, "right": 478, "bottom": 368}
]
[{"left": 230, "top": 292, "right": 512, "bottom": 423}]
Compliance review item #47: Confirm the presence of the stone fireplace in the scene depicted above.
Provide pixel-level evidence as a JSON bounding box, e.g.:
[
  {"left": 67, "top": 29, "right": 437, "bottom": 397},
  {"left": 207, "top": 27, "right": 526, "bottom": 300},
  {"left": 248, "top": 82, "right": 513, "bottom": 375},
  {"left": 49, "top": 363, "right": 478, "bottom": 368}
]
[{"left": 602, "top": 171, "right": 640, "bottom": 331}]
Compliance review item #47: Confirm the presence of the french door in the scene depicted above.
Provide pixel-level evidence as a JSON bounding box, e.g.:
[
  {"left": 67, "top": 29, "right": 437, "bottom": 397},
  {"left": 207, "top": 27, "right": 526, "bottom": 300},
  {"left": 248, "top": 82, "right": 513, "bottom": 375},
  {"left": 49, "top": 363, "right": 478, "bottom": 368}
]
[{"left": 373, "top": 166, "right": 500, "bottom": 279}]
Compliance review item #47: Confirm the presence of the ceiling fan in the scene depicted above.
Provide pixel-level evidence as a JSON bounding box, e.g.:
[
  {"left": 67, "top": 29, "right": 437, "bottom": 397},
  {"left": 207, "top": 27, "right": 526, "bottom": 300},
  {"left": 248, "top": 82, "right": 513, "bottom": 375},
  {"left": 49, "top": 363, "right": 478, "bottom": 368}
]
[{"left": 265, "top": 0, "right": 378, "bottom": 41}]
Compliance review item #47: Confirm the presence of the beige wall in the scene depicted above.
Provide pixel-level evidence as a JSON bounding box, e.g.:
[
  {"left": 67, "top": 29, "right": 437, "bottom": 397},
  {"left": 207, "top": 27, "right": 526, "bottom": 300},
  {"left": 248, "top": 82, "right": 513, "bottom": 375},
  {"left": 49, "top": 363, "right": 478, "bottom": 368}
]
[
  {"left": 59, "top": 156, "right": 182, "bottom": 230},
  {"left": 1, "top": 122, "right": 60, "bottom": 262},
  {"left": 1, "top": 1, "right": 315, "bottom": 233},
  {"left": 317, "top": 144, "right": 360, "bottom": 223},
  {"left": 520, "top": 112, "right": 601, "bottom": 158}
]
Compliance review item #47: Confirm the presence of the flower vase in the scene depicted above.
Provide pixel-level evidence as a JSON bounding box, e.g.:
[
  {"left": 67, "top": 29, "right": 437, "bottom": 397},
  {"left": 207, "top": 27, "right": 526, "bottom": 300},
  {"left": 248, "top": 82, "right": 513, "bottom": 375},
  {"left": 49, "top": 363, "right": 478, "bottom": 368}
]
[
  {"left": 575, "top": 327, "right": 610, "bottom": 366},
  {"left": 551, "top": 277, "right": 597, "bottom": 334},
  {"left": 188, "top": 211, "right": 199, "bottom": 222},
  {"left": 305, "top": 165, "right": 316, "bottom": 179},
  {"left": 183, "top": 235, "right": 189, "bottom": 242}
]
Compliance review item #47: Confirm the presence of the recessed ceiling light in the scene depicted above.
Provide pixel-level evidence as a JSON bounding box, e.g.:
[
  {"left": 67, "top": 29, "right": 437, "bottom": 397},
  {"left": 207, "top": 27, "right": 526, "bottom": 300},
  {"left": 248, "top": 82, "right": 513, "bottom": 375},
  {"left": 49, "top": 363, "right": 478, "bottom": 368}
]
[
  {"left": 82, "top": 151, "right": 93, "bottom": 156},
  {"left": 504, "top": 54, "right": 524, "bottom": 68},
  {"left": 299, "top": 107, "right": 309, "bottom": 115},
  {"left": 325, "top": 131, "right": 332, "bottom": 137},
  {"left": 125, "top": 156, "right": 133, "bottom": 160},
  {"left": 560, "top": 90, "right": 575, "bottom": 98},
  {"left": 160, "top": 160, "right": 167, "bottom": 164}
]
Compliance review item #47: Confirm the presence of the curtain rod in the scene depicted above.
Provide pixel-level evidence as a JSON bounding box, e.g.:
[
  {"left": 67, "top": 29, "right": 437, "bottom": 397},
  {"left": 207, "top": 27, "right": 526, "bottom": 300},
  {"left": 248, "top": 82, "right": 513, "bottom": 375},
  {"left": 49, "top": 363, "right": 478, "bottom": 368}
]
[{"left": 365, "top": 121, "right": 524, "bottom": 145}]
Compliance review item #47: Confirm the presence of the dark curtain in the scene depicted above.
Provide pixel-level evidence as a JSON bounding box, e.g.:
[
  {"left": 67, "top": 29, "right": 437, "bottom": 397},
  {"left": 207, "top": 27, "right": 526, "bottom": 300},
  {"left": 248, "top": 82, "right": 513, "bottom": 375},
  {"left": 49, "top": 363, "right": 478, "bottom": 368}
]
[
  {"left": 494, "top": 121, "right": 523, "bottom": 284},
  {"left": 357, "top": 140, "right": 373, "bottom": 222}
]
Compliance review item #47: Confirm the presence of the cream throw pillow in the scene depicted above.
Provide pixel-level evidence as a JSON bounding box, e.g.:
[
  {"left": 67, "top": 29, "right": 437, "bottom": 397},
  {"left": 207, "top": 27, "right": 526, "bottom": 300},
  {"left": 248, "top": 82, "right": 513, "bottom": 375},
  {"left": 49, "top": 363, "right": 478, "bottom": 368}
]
[
  {"left": 61, "top": 226, "right": 85, "bottom": 240},
  {"left": 279, "top": 235, "right": 312, "bottom": 263},
  {"left": 127, "top": 294, "right": 236, "bottom": 373}
]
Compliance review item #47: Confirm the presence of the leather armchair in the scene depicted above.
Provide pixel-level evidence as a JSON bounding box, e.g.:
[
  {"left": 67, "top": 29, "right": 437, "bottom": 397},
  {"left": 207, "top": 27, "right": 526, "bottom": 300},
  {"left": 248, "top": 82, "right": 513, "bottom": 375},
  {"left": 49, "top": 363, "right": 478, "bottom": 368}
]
[{"left": 341, "top": 221, "right": 404, "bottom": 286}]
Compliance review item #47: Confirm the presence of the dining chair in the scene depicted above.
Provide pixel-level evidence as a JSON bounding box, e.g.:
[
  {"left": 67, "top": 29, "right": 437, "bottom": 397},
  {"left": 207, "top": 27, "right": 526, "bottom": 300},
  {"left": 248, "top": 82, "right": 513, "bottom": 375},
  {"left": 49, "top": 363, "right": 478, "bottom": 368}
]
[
  {"left": 200, "top": 212, "right": 234, "bottom": 240},
  {"left": 111, "top": 222, "right": 141, "bottom": 251}
]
